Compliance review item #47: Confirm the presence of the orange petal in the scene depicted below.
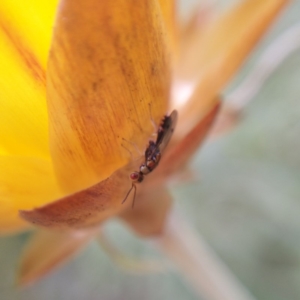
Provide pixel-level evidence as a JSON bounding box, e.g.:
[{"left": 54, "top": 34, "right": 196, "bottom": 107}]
[
  {"left": 18, "top": 229, "right": 95, "bottom": 285},
  {"left": 178, "top": 2, "right": 216, "bottom": 57},
  {"left": 174, "top": 0, "right": 289, "bottom": 137},
  {"left": 0, "top": 156, "right": 63, "bottom": 234},
  {"left": 0, "top": 0, "right": 59, "bottom": 68},
  {"left": 47, "top": 0, "right": 171, "bottom": 194},
  {"left": 159, "top": 0, "right": 178, "bottom": 59},
  {"left": 0, "top": 25, "right": 49, "bottom": 157},
  {"left": 20, "top": 161, "right": 142, "bottom": 229},
  {"left": 120, "top": 187, "right": 172, "bottom": 237}
]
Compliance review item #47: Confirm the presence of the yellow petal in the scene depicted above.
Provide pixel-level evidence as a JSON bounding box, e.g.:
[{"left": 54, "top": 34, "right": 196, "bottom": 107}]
[
  {"left": 47, "top": 0, "right": 171, "bottom": 194},
  {"left": 18, "top": 229, "right": 95, "bottom": 285},
  {"left": 0, "top": 146, "right": 8, "bottom": 156},
  {"left": 0, "top": 156, "right": 63, "bottom": 233},
  {"left": 0, "top": 27, "right": 49, "bottom": 157},
  {"left": 175, "top": 0, "right": 289, "bottom": 138},
  {"left": 0, "top": 0, "right": 59, "bottom": 68}
]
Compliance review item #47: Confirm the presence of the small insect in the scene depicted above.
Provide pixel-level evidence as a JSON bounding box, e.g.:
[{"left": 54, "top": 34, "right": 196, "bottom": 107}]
[{"left": 122, "top": 110, "right": 178, "bottom": 207}]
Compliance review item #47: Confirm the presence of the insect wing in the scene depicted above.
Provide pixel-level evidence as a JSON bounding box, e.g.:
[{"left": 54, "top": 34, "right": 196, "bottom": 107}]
[
  {"left": 155, "top": 110, "right": 178, "bottom": 153},
  {"left": 144, "top": 110, "right": 177, "bottom": 161},
  {"left": 144, "top": 140, "right": 156, "bottom": 160}
]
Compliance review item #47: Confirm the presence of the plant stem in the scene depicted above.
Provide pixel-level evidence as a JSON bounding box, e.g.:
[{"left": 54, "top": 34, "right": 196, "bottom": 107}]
[{"left": 150, "top": 209, "right": 256, "bottom": 300}]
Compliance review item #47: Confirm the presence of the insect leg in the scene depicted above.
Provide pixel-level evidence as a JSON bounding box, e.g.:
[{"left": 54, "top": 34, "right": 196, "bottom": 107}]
[
  {"left": 131, "top": 184, "right": 137, "bottom": 209},
  {"left": 122, "top": 183, "right": 135, "bottom": 204}
]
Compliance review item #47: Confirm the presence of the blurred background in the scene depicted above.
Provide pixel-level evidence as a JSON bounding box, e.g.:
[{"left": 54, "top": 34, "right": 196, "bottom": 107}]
[{"left": 1, "top": 0, "right": 300, "bottom": 299}]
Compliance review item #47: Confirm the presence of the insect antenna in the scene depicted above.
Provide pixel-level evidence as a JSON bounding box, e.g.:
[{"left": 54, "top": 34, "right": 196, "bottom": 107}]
[
  {"left": 121, "top": 137, "right": 142, "bottom": 156},
  {"left": 148, "top": 102, "right": 158, "bottom": 133},
  {"left": 131, "top": 183, "right": 137, "bottom": 208},
  {"left": 122, "top": 183, "right": 137, "bottom": 208}
]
